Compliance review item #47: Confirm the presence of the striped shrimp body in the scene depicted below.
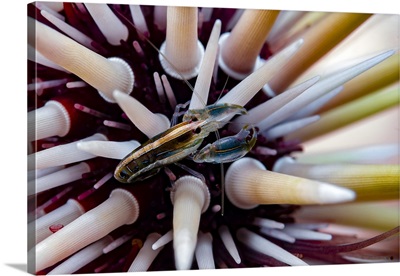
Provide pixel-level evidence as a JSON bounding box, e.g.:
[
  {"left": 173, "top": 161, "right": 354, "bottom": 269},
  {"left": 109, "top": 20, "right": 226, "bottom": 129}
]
[{"left": 114, "top": 103, "right": 257, "bottom": 183}]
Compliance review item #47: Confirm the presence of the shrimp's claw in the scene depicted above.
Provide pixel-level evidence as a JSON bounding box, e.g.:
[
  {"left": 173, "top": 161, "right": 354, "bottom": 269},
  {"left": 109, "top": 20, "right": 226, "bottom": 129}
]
[{"left": 192, "top": 125, "right": 257, "bottom": 164}]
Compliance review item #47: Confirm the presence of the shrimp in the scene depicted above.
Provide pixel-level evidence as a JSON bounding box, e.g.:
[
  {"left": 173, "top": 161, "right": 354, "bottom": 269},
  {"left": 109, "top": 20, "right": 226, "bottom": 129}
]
[
  {"left": 114, "top": 103, "right": 257, "bottom": 183},
  {"left": 113, "top": 9, "right": 258, "bottom": 199}
]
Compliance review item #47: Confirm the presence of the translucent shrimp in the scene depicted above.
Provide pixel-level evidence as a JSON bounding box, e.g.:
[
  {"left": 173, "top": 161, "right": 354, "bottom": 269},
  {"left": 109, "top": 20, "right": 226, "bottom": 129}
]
[
  {"left": 114, "top": 103, "right": 257, "bottom": 183},
  {"left": 112, "top": 11, "right": 258, "bottom": 185}
]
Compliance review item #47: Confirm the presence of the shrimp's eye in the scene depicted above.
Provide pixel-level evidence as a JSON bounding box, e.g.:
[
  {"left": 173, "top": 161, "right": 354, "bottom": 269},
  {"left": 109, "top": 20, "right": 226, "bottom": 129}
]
[
  {"left": 193, "top": 127, "right": 202, "bottom": 134},
  {"left": 118, "top": 170, "right": 130, "bottom": 180}
]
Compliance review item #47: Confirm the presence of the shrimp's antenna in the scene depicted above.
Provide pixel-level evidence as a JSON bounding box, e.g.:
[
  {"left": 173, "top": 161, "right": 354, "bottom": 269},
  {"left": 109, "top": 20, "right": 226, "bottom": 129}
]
[
  {"left": 216, "top": 75, "right": 230, "bottom": 104},
  {"left": 212, "top": 75, "right": 229, "bottom": 216},
  {"left": 220, "top": 162, "right": 225, "bottom": 216},
  {"left": 112, "top": 7, "right": 205, "bottom": 104},
  {"left": 136, "top": 29, "right": 196, "bottom": 93},
  {"left": 213, "top": 129, "right": 225, "bottom": 216}
]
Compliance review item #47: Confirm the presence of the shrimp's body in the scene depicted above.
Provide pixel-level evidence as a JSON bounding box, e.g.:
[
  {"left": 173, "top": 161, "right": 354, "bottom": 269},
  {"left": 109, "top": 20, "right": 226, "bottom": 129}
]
[{"left": 114, "top": 103, "right": 257, "bottom": 183}]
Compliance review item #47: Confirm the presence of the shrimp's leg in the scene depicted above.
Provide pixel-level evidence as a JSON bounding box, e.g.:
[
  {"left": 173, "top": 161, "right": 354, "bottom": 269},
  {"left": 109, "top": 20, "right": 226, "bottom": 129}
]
[{"left": 174, "top": 162, "right": 206, "bottom": 183}]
